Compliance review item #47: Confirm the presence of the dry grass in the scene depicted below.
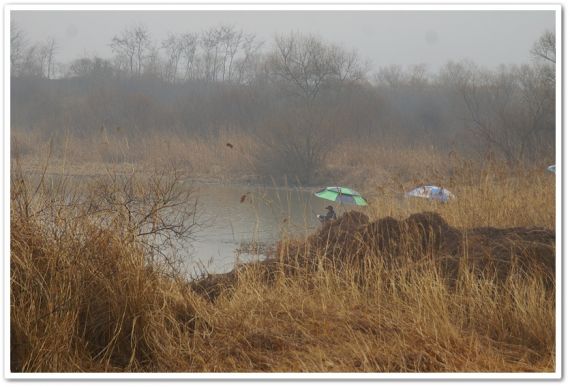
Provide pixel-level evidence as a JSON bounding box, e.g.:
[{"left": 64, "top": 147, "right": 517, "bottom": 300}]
[
  {"left": 11, "top": 128, "right": 259, "bottom": 181},
  {"left": 363, "top": 163, "right": 555, "bottom": 230},
  {"left": 326, "top": 140, "right": 554, "bottom": 230},
  {"left": 9, "top": 144, "right": 556, "bottom": 373}
]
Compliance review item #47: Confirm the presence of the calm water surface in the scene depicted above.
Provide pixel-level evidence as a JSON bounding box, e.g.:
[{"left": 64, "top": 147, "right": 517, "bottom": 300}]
[
  {"left": 28, "top": 173, "right": 356, "bottom": 275},
  {"left": 185, "top": 182, "right": 351, "bottom": 274}
]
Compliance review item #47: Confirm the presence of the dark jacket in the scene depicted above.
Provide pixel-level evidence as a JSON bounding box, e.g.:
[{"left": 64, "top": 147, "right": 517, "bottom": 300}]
[{"left": 325, "top": 208, "right": 337, "bottom": 221}]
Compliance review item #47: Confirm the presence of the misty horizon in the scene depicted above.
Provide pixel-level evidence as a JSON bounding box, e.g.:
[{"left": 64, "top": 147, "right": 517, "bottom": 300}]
[{"left": 12, "top": 9, "right": 555, "bottom": 74}]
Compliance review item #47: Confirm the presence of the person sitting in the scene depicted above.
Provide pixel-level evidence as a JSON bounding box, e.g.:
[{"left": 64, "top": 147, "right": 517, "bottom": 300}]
[{"left": 317, "top": 205, "right": 337, "bottom": 223}]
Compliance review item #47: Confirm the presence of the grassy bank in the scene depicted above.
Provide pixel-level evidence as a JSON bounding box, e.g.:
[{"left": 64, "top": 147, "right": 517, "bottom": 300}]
[
  {"left": 9, "top": 154, "right": 556, "bottom": 373},
  {"left": 11, "top": 129, "right": 259, "bottom": 182},
  {"left": 13, "top": 128, "right": 554, "bottom": 189}
]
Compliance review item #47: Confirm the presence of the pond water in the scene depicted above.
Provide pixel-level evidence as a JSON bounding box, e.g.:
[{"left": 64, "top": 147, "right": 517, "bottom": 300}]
[
  {"left": 21, "top": 172, "right": 359, "bottom": 275},
  {"left": 184, "top": 182, "right": 351, "bottom": 274}
]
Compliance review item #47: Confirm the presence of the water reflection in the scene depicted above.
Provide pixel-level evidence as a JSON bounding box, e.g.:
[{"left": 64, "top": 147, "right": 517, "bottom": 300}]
[{"left": 185, "top": 182, "right": 348, "bottom": 274}]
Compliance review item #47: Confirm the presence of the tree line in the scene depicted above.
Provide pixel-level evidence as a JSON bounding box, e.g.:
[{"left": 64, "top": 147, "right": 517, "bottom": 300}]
[
  {"left": 11, "top": 23, "right": 263, "bottom": 83},
  {"left": 11, "top": 22, "right": 555, "bottom": 183}
]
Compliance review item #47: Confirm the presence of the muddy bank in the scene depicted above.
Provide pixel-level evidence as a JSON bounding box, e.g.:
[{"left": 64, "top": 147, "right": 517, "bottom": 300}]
[{"left": 192, "top": 211, "right": 555, "bottom": 299}]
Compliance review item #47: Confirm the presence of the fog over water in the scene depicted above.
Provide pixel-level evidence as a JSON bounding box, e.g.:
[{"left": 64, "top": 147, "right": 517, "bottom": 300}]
[{"left": 12, "top": 9, "right": 554, "bottom": 70}]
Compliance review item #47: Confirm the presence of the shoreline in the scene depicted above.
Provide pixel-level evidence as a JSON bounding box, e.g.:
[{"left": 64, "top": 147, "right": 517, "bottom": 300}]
[{"left": 12, "top": 158, "right": 331, "bottom": 192}]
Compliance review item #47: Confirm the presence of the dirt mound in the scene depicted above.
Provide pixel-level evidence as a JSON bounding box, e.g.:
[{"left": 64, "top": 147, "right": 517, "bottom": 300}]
[
  {"left": 284, "top": 211, "right": 555, "bottom": 283},
  {"left": 306, "top": 211, "right": 370, "bottom": 266},
  {"left": 192, "top": 212, "right": 555, "bottom": 300},
  {"left": 312, "top": 210, "right": 370, "bottom": 248},
  {"left": 463, "top": 226, "right": 555, "bottom": 280},
  {"left": 362, "top": 212, "right": 462, "bottom": 261}
]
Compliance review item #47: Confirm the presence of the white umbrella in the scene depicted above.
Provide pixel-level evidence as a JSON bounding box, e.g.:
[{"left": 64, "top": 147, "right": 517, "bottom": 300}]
[{"left": 405, "top": 185, "right": 455, "bottom": 203}]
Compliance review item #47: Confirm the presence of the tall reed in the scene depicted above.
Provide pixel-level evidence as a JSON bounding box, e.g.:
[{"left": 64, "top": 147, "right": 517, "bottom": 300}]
[{"left": 10, "top": 149, "right": 555, "bottom": 373}]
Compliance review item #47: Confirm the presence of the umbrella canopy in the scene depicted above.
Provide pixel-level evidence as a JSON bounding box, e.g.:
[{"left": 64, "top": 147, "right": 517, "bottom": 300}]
[
  {"left": 314, "top": 186, "right": 368, "bottom": 206},
  {"left": 547, "top": 165, "right": 555, "bottom": 173},
  {"left": 405, "top": 185, "right": 455, "bottom": 203}
]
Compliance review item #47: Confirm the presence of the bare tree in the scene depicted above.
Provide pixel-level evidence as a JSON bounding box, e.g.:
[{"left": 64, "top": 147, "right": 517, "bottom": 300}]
[
  {"left": 375, "top": 64, "right": 405, "bottom": 88},
  {"left": 515, "top": 64, "right": 555, "bottom": 160},
  {"left": 10, "top": 22, "right": 27, "bottom": 76},
  {"left": 200, "top": 26, "right": 223, "bottom": 81},
  {"left": 111, "top": 25, "right": 151, "bottom": 76},
  {"left": 449, "top": 61, "right": 554, "bottom": 164},
  {"left": 87, "top": 168, "right": 199, "bottom": 270},
  {"left": 330, "top": 45, "right": 366, "bottom": 82},
  {"left": 19, "top": 44, "right": 42, "bottom": 77},
  {"left": 218, "top": 25, "right": 234, "bottom": 81},
  {"left": 133, "top": 26, "right": 151, "bottom": 76},
  {"left": 180, "top": 33, "right": 198, "bottom": 81},
  {"left": 408, "top": 63, "right": 429, "bottom": 88},
  {"left": 111, "top": 30, "right": 136, "bottom": 74},
  {"left": 531, "top": 30, "right": 555, "bottom": 64},
  {"left": 268, "top": 33, "right": 334, "bottom": 101},
  {"left": 42, "top": 38, "right": 57, "bottom": 79},
  {"left": 144, "top": 46, "right": 162, "bottom": 78},
  {"left": 68, "top": 57, "right": 94, "bottom": 77},
  {"left": 162, "top": 33, "right": 184, "bottom": 83},
  {"left": 68, "top": 56, "right": 114, "bottom": 78},
  {"left": 235, "top": 33, "right": 263, "bottom": 84},
  {"left": 259, "top": 33, "right": 366, "bottom": 182},
  {"left": 217, "top": 25, "right": 257, "bottom": 82},
  {"left": 11, "top": 26, "right": 54, "bottom": 79},
  {"left": 530, "top": 30, "right": 555, "bottom": 86},
  {"left": 254, "top": 105, "right": 333, "bottom": 183},
  {"left": 375, "top": 63, "right": 428, "bottom": 89}
]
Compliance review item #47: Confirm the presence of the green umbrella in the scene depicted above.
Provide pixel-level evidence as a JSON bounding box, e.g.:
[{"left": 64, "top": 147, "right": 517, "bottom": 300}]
[{"left": 314, "top": 186, "right": 368, "bottom": 206}]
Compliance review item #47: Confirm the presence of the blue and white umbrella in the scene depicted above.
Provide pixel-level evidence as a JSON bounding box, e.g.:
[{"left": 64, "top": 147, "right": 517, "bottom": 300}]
[
  {"left": 405, "top": 185, "right": 455, "bottom": 203},
  {"left": 547, "top": 165, "right": 555, "bottom": 174}
]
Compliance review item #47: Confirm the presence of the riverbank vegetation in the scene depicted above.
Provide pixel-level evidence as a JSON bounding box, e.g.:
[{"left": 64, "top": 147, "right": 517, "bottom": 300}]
[{"left": 10, "top": 157, "right": 555, "bottom": 372}]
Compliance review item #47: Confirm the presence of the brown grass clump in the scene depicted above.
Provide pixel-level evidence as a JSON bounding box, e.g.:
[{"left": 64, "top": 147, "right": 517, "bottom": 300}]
[
  {"left": 187, "top": 255, "right": 555, "bottom": 372},
  {"left": 10, "top": 167, "right": 210, "bottom": 372},
  {"left": 11, "top": 217, "right": 208, "bottom": 372},
  {"left": 272, "top": 211, "right": 554, "bottom": 286}
]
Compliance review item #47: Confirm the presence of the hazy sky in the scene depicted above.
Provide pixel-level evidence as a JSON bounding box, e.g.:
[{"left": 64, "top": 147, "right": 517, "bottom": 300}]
[{"left": 12, "top": 10, "right": 555, "bottom": 71}]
